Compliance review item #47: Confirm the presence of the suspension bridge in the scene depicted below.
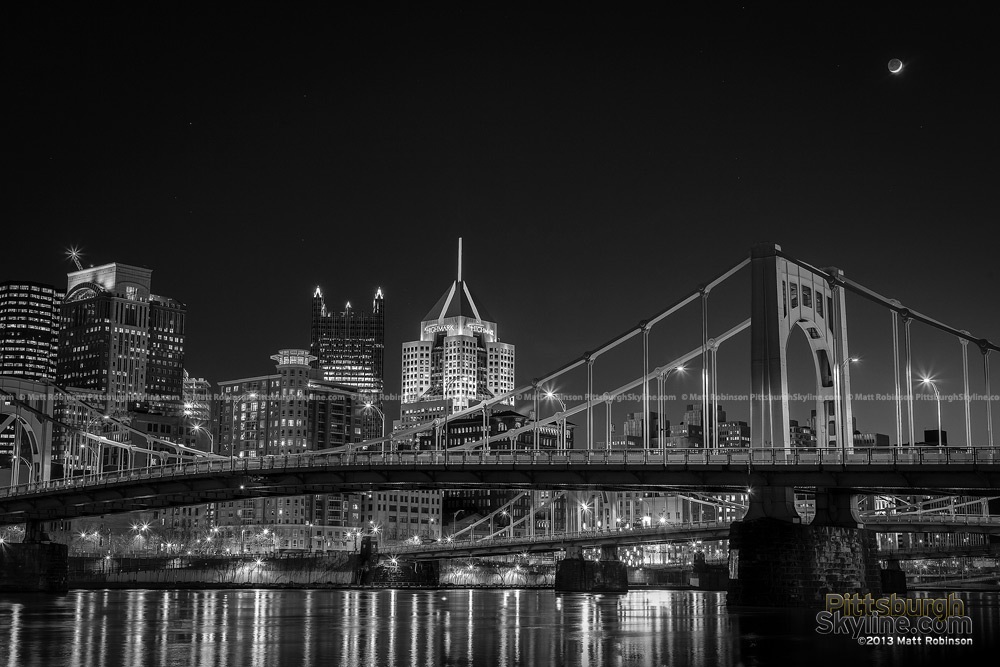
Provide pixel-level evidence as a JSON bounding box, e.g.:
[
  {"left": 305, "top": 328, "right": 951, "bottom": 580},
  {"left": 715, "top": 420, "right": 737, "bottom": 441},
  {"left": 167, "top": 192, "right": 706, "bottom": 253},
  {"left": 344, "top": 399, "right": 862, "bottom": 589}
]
[{"left": 1, "top": 243, "right": 997, "bottom": 603}]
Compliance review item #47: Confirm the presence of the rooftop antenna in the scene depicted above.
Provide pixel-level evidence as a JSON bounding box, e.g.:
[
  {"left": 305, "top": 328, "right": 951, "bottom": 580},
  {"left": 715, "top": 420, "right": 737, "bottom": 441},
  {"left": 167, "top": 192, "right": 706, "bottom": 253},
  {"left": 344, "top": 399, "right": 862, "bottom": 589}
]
[
  {"left": 66, "top": 246, "right": 83, "bottom": 271},
  {"left": 457, "top": 237, "right": 463, "bottom": 283}
]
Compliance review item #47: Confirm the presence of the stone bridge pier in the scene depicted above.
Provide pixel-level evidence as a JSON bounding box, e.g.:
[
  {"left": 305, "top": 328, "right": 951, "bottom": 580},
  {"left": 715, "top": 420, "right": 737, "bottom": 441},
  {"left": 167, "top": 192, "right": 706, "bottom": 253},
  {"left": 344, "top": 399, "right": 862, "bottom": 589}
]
[
  {"left": 0, "top": 520, "right": 69, "bottom": 593},
  {"left": 727, "top": 487, "right": 882, "bottom": 607},
  {"left": 554, "top": 544, "right": 628, "bottom": 593}
]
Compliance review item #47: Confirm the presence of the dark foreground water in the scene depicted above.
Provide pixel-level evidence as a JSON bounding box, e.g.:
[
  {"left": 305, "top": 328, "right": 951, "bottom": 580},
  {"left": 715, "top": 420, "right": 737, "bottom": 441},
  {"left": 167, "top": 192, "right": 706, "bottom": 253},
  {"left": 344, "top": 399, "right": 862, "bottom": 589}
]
[{"left": 0, "top": 588, "right": 997, "bottom": 666}]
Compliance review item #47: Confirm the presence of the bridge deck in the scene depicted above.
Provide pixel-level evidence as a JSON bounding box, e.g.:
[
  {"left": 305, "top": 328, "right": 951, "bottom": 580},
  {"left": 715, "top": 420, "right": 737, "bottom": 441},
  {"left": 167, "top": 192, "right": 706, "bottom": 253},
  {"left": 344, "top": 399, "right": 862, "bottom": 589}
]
[{"left": 3, "top": 448, "right": 1000, "bottom": 524}]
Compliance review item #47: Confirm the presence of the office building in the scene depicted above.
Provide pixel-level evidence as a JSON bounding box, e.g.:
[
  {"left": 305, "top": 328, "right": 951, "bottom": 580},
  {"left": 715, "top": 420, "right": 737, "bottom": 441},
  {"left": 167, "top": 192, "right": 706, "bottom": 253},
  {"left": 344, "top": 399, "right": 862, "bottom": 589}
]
[
  {"left": 55, "top": 262, "right": 186, "bottom": 470},
  {"left": 0, "top": 280, "right": 64, "bottom": 381},
  {"left": 210, "top": 349, "right": 368, "bottom": 551},
  {"left": 400, "top": 238, "right": 514, "bottom": 418},
  {"left": 310, "top": 287, "right": 384, "bottom": 440}
]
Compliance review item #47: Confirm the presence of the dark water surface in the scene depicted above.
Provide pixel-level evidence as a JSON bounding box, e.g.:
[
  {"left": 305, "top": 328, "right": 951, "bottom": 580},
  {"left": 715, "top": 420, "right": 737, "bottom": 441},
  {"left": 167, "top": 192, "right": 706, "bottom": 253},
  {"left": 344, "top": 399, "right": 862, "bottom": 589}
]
[{"left": 1, "top": 588, "right": 997, "bottom": 666}]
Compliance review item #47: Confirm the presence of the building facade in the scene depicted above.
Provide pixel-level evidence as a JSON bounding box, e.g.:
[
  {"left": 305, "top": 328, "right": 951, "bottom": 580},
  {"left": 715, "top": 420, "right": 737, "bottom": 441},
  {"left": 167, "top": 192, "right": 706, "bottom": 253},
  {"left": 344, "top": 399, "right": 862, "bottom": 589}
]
[
  {"left": 310, "top": 287, "right": 384, "bottom": 440},
  {"left": 400, "top": 239, "right": 515, "bottom": 416},
  {"left": 211, "top": 349, "right": 368, "bottom": 551},
  {"left": 182, "top": 371, "right": 214, "bottom": 452},
  {"left": 55, "top": 263, "right": 186, "bottom": 472},
  {"left": 0, "top": 280, "right": 64, "bottom": 381}
]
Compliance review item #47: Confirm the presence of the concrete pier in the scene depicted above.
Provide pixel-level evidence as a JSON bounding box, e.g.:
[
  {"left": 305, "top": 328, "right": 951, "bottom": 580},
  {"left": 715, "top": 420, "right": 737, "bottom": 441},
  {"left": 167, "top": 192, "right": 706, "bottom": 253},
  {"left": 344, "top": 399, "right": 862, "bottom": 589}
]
[
  {"left": 728, "top": 487, "right": 883, "bottom": 607},
  {"left": 0, "top": 543, "right": 69, "bottom": 593},
  {"left": 727, "top": 518, "right": 883, "bottom": 607},
  {"left": 880, "top": 559, "right": 907, "bottom": 594},
  {"left": 554, "top": 544, "right": 628, "bottom": 593}
]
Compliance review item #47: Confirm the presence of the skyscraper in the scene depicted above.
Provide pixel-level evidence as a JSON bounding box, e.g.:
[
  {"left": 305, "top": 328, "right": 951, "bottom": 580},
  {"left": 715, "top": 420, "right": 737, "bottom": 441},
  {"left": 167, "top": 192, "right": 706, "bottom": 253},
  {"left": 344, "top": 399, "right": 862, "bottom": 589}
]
[
  {"left": 56, "top": 262, "right": 186, "bottom": 468},
  {"left": 310, "top": 287, "right": 384, "bottom": 439},
  {"left": 0, "top": 280, "right": 64, "bottom": 380},
  {"left": 400, "top": 238, "right": 514, "bottom": 421},
  {"left": 401, "top": 239, "right": 518, "bottom": 540}
]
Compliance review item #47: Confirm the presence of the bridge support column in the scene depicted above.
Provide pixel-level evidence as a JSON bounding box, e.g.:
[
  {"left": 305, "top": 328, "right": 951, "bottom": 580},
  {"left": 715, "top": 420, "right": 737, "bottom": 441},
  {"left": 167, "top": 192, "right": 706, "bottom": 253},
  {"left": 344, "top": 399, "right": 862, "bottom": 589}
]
[
  {"left": 367, "top": 557, "right": 440, "bottom": 587},
  {"left": 880, "top": 558, "right": 907, "bottom": 594},
  {"left": 727, "top": 517, "right": 882, "bottom": 607},
  {"left": 354, "top": 535, "right": 377, "bottom": 585},
  {"left": 811, "top": 488, "right": 861, "bottom": 528},
  {"left": 554, "top": 544, "right": 628, "bottom": 593},
  {"left": 742, "top": 486, "right": 800, "bottom": 523},
  {"left": 0, "top": 521, "right": 68, "bottom": 593}
]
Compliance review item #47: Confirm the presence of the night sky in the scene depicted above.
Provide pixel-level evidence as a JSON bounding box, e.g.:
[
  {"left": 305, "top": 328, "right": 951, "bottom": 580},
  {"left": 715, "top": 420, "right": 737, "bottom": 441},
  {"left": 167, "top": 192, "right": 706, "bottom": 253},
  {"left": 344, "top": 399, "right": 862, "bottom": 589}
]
[{"left": 7, "top": 4, "right": 999, "bottom": 442}]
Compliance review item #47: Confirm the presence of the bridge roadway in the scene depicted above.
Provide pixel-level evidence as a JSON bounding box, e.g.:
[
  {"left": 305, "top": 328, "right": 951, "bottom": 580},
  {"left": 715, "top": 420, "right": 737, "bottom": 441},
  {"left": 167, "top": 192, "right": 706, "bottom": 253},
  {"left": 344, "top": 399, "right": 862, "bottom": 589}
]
[
  {"left": 2, "top": 447, "right": 1000, "bottom": 524},
  {"left": 388, "top": 515, "right": 1000, "bottom": 561}
]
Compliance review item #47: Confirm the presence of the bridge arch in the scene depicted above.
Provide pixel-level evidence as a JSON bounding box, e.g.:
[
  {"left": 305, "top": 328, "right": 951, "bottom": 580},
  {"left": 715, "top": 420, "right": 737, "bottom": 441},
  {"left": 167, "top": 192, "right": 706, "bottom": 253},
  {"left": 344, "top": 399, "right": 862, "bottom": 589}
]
[
  {"left": 0, "top": 379, "right": 55, "bottom": 484},
  {"left": 750, "top": 243, "right": 853, "bottom": 450}
]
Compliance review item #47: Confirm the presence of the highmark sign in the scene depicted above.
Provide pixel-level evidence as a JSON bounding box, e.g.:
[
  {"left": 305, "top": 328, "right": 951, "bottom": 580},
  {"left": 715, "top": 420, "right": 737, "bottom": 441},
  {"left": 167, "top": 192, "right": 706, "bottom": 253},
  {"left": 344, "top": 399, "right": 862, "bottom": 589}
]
[{"left": 424, "top": 321, "right": 495, "bottom": 337}]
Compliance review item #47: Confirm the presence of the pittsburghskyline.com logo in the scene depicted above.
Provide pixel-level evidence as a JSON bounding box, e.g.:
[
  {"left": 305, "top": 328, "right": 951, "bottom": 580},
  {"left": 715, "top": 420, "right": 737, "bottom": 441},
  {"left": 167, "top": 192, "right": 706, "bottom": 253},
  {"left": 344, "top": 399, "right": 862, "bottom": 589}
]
[{"left": 815, "top": 593, "right": 974, "bottom": 646}]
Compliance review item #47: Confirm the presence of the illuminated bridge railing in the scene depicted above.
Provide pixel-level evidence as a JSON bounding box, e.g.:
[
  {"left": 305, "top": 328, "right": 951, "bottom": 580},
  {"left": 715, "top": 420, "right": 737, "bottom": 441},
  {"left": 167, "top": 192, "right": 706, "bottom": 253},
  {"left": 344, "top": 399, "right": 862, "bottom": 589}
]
[
  {"left": 2, "top": 446, "right": 1000, "bottom": 500},
  {"left": 390, "top": 515, "right": 1000, "bottom": 557},
  {"left": 390, "top": 520, "right": 734, "bottom": 556},
  {"left": 862, "top": 514, "right": 1000, "bottom": 527}
]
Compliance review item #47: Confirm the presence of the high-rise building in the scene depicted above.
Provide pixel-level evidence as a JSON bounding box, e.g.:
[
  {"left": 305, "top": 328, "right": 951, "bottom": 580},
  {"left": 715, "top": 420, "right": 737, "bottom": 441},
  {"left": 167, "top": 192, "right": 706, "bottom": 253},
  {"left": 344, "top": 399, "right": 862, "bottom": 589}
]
[
  {"left": 146, "top": 294, "right": 187, "bottom": 416},
  {"left": 789, "top": 419, "right": 816, "bottom": 448},
  {"left": 57, "top": 264, "right": 186, "bottom": 410},
  {"left": 718, "top": 420, "right": 751, "bottom": 448},
  {"left": 210, "top": 349, "right": 368, "bottom": 551},
  {"left": 400, "top": 238, "right": 514, "bottom": 420},
  {"left": 310, "top": 287, "right": 384, "bottom": 440},
  {"left": 398, "top": 239, "right": 515, "bottom": 542},
  {"left": 55, "top": 262, "right": 186, "bottom": 470},
  {"left": 0, "top": 280, "right": 64, "bottom": 380},
  {"left": 623, "top": 412, "right": 661, "bottom": 449},
  {"left": 666, "top": 404, "right": 726, "bottom": 448},
  {"left": 182, "top": 371, "right": 213, "bottom": 452}
]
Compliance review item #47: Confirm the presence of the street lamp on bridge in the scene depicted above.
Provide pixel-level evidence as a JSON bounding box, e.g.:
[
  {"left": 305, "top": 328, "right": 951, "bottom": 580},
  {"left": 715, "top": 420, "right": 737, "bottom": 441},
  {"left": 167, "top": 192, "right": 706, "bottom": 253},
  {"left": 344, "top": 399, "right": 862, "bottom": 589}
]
[
  {"left": 544, "top": 390, "right": 568, "bottom": 449},
  {"left": 837, "top": 357, "right": 859, "bottom": 458},
  {"left": 363, "top": 402, "right": 387, "bottom": 453},
  {"left": 191, "top": 423, "right": 215, "bottom": 460},
  {"left": 655, "top": 366, "right": 685, "bottom": 448},
  {"left": 920, "top": 377, "right": 943, "bottom": 447}
]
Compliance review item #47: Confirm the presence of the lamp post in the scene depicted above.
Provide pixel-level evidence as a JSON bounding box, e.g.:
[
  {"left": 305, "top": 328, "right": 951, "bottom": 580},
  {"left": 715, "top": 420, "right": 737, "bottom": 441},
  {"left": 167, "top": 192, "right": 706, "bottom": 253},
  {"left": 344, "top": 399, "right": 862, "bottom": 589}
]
[
  {"left": 191, "top": 423, "right": 215, "bottom": 459},
  {"left": 657, "top": 366, "right": 685, "bottom": 447},
  {"left": 82, "top": 415, "right": 110, "bottom": 479},
  {"left": 452, "top": 509, "right": 465, "bottom": 540},
  {"left": 836, "top": 357, "right": 859, "bottom": 459},
  {"left": 544, "top": 390, "right": 567, "bottom": 449},
  {"left": 920, "top": 377, "right": 943, "bottom": 447},
  {"left": 363, "top": 402, "right": 386, "bottom": 454},
  {"left": 580, "top": 501, "right": 591, "bottom": 532}
]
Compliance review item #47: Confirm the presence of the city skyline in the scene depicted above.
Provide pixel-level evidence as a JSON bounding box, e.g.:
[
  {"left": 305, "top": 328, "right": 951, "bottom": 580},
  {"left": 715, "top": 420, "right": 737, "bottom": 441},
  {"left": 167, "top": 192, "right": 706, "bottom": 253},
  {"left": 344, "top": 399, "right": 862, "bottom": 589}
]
[{"left": 7, "top": 5, "right": 998, "bottom": 444}]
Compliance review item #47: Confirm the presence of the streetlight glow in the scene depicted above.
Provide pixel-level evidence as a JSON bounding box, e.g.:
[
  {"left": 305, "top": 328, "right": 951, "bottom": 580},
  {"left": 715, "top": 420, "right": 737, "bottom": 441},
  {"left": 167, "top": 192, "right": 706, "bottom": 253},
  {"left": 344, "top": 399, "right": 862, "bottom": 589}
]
[{"left": 920, "top": 376, "right": 943, "bottom": 446}]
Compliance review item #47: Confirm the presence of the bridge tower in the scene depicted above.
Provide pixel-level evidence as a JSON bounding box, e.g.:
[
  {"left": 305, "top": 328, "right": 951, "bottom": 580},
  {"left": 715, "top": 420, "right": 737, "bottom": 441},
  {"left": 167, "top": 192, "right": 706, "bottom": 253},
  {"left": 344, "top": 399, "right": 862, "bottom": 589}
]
[
  {"left": 0, "top": 378, "right": 55, "bottom": 484},
  {"left": 733, "top": 244, "right": 883, "bottom": 606},
  {"left": 750, "top": 243, "right": 853, "bottom": 452}
]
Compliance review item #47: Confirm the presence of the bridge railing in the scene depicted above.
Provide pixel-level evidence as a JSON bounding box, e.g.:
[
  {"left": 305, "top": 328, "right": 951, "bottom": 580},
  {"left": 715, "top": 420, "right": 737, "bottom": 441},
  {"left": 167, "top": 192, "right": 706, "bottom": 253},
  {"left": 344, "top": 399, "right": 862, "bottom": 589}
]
[
  {"left": 863, "top": 514, "right": 1000, "bottom": 526},
  {"left": 390, "top": 520, "right": 732, "bottom": 554},
  {"left": 2, "top": 446, "right": 999, "bottom": 500}
]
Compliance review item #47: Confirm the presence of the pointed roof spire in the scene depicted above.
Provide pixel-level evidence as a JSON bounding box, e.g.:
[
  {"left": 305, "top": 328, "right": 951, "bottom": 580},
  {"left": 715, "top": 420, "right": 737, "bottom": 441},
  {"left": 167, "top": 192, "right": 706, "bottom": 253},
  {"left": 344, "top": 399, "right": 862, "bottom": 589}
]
[{"left": 457, "top": 237, "right": 463, "bottom": 283}]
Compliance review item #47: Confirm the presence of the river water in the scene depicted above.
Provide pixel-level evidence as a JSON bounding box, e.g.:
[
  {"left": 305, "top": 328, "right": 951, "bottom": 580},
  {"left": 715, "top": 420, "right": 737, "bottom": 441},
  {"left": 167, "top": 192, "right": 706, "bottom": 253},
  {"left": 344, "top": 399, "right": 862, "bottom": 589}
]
[{"left": 0, "top": 588, "right": 997, "bottom": 666}]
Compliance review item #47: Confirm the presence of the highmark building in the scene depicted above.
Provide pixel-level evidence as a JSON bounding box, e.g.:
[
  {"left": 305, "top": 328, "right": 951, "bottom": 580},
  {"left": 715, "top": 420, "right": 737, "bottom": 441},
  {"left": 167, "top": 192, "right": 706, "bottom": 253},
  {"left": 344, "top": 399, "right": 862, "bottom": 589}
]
[
  {"left": 391, "top": 239, "right": 529, "bottom": 540},
  {"left": 399, "top": 239, "right": 514, "bottom": 427}
]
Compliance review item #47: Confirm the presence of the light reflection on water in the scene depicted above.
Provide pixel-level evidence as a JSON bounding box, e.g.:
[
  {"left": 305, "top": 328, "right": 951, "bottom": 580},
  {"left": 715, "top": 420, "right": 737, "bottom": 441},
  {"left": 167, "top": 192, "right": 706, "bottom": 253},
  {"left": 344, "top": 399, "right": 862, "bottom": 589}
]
[{"left": 0, "top": 589, "right": 996, "bottom": 666}]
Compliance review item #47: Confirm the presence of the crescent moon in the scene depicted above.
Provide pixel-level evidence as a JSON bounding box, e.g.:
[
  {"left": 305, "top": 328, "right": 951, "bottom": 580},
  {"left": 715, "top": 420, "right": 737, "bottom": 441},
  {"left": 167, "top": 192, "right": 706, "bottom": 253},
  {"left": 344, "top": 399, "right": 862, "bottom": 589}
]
[{"left": 888, "top": 59, "right": 903, "bottom": 74}]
